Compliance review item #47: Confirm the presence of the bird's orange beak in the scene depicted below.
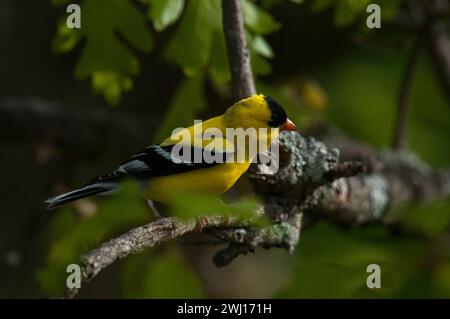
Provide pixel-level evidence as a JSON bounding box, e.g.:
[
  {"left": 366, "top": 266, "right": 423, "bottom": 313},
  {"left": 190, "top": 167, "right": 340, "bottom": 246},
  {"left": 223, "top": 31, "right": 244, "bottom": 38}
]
[{"left": 280, "top": 118, "right": 297, "bottom": 131}]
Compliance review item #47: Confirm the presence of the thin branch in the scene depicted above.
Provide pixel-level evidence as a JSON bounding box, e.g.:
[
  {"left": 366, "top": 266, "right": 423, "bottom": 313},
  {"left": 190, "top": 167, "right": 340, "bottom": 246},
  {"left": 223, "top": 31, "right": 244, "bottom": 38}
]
[
  {"left": 222, "top": 0, "right": 256, "bottom": 100},
  {"left": 65, "top": 213, "right": 302, "bottom": 298},
  {"left": 66, "top": 216, "right": 244, "bottom": 298},
  {"left": 393, "top": 36, "right": 422, "bottom": 150},
  {"left": 427, "top": 20, "right": 450, "bottom": 102},
  {"left": 251, "top": 132, "right": 450, "bottom": 226}
]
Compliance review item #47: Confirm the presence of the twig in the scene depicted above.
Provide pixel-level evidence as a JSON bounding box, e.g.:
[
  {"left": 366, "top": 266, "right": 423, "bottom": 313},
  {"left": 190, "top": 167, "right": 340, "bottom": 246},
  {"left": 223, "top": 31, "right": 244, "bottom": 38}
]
[
  {"left": 66, "top": 215, "right": 244, "bottom": 298},
  {"left": 65, "top": 213, "right": 302, "bottom": 297},
  {"left": 325, "top": 161, "right": 366, "bottom": 181},
  {"left": 427, "top": 20, "right": 450, "bottom": 102},
  {"left": 222, "top": 0, "right": 256, "bottom": 100},
  {"left": 393, "top": 36, "right": 422, "bottom": 150}
]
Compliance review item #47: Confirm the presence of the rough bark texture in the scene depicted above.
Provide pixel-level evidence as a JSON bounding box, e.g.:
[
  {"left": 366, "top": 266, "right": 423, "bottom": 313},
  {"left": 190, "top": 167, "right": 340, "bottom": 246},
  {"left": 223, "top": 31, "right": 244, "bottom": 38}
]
[{"left": 222, "top": 0, "right": 256, "bottom": 100}]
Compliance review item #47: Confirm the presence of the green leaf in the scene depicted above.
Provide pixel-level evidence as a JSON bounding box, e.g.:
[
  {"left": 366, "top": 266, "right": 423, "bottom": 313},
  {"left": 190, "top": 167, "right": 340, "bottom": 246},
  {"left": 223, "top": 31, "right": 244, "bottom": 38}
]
[
  {"left": 53, "top": 19, "right": 82, "bottom": 54},
  {"left": 169, "top": 190, "right": 261, "bottom": 223},
  {"left": 54, "top": 0, "right": 153, "bottom": 106},
  {"left": 246, "top": 31, "right": 274, "bottom": 76},
  {"left": 153, "top": 74, "right": 206, "bottom": 142},
  {"left": 165, "top": 0, "right": 276, "bottom": 86},
  {"left": 209, "top": 29, "right": 231, "bottom": 86},
  {"left": 37, "top": 181, "right": 150, "bottom": 296},
  {"left": 147, "top": 0, "right": 185, "bottom": 31},
  {"left": 251, "top": 51, "right": 272, "bottom": 75},
  {"left": 122, "top": 251, "right": 205, "bottom": 298},
  {"left": 92, "top": 72, "right": 133, "bottom": 107},
  {"left": 166, "top": 0, "right": 221, "bottom": 76},
  {"left": 251, "top": 35, "right": 274, "bottom": 58},
  {"left": 242, "top": 0, "right": 281, "bottom": 35}
]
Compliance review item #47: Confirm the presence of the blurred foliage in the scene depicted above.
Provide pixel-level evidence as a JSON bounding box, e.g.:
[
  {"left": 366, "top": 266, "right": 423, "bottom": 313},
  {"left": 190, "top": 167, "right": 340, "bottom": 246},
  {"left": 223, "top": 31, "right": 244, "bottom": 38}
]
[
  {"left": 122, "top": 250, "right": 205, "bottom": 298},
  {"left": 37, "top": 181, "right": 151, "bottom": 296},
  {"left": 310, "top": 0, "right": 404, "bottom": 27},
  {"left": 315, "top": 48, "right": 450, "bottom": 167},
  {"left": 52, "top": 0, "right": 281, "bottom": 112},
  {"left": 277, "top": 221, "right": 450, "bottom": 298},
  {"left": 42, "top": 0, "right": 450, "bottom": 299},
  {"left": 397, "top": 199, "right": 450, "bottom": 238},
  {"left": 53, "top": 0, "right": 153, "bottom": 105},
  {"left": 146, "top": 0, "right": 185, "bottom": 31},
  {"left": 153, "top": 74, "right": 206, "bottom": 141},
  {"left": 169, "top": 190, "right": 261, "bottom": 222},
  {"left": 38, "top": 183, "right": 262, "bottom": 297}
]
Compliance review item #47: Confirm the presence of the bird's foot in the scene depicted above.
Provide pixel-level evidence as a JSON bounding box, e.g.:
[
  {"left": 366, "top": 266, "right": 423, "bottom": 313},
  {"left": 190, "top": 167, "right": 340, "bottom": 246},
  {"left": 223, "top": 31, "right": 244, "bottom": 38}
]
[
  {"left": 146, "top": 199, "right": 162, "bottom": 218},
  {"left": 195, "top": 217, "right": 209, "bottom": 232}
]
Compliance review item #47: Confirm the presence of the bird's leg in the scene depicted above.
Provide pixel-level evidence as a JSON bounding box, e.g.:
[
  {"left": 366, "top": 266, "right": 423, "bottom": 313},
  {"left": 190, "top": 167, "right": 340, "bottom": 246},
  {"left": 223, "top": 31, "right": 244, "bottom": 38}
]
[
  {"left": 195, "top": 217, "right": 209, "bottom": 232},
  {"left": 146, "top": 199, "right": 162, "bottom": 218}
]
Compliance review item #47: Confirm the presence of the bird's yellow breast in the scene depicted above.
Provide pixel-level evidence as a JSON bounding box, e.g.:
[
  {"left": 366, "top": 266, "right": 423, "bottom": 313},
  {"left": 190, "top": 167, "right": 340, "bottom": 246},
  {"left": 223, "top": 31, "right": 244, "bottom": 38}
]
[
  {"left": 146, "top": 162, "right": 251, "bottom": 204},
  {"left": 148, "top": 100, "right": 280, "bottom": 204}
]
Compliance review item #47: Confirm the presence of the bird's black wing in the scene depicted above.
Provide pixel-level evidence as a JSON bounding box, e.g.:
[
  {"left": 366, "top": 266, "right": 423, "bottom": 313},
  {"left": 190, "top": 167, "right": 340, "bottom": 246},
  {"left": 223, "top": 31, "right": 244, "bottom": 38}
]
[
  {"left": 46, "top": 144, "right": 233, "bottom": 210},
  {"left": 87, "top": 144, "right": 233, "bottom": 184}
]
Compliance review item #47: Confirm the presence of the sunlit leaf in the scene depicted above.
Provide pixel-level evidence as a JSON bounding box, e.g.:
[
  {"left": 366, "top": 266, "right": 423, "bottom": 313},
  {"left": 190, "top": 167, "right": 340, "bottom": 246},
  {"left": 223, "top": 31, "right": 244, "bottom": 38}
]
[
  {"left": 53, "top": 0, "right": 153, "bottom": 105},
  {"left": 166, "top": 0, "right": 221, "bottom": 76},
  {"left": 242, "top": 0, "right": 281, "bottom": 35},
  {"left": 53, "top": 19, "right": 82, "bottom": 54},
  {"left": 92, "top": 72, "right": 133, "bottom": 107},
  {"left": 169, "top": 190, "right": 260, "bottom": 223},
  {"left": 147, "top": 0, "right": 185, "bottom": 31},
  {"left": 252, "top": 35, "right": 274, "bottom": 59}
]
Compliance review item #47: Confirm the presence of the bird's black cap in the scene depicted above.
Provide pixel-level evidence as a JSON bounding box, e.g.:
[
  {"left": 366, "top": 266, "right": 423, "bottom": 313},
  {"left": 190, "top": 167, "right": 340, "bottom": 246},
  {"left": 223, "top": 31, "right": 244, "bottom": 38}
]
[{"left": 264, "top": 95, "right": 288, "bottom": 128}]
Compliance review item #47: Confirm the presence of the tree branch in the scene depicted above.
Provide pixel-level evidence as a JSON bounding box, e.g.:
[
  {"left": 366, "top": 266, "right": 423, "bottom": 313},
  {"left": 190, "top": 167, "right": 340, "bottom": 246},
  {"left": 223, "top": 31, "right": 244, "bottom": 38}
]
[
  {"left": 66, "top": 215, "right": 244, "bottom": 298},
  {"left": 393, "top": 36, "right": 422, "bottom": 150},
  {"left": 427, "top": 20, "right": 450, "bottom": 102},
  {"left": 250, "top": 132, "right": 450, "bottom": 226},
  {"left": 222, "top": 0, "right": 256, "bottom": 100}
]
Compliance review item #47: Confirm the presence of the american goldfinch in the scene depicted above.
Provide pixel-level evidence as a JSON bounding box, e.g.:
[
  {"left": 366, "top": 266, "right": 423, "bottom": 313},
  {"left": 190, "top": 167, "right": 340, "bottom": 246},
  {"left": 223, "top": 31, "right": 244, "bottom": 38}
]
[{"left": 45, "top": 94, "right": 296, "bottom": 209}]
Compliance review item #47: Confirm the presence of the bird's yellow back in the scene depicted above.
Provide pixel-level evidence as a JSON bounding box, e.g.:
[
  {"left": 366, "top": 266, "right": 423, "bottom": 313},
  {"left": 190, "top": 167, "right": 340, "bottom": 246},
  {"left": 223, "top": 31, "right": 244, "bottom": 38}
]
[{"left": 147, "top": 95, "right": 280, "bottom": 203}]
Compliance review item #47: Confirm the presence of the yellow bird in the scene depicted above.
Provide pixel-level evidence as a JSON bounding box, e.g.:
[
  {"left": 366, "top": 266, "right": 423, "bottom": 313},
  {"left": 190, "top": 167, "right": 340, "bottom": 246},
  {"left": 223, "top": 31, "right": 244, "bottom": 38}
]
[{"left": 45, "top": 94, "right": 296, "bottom": 209}]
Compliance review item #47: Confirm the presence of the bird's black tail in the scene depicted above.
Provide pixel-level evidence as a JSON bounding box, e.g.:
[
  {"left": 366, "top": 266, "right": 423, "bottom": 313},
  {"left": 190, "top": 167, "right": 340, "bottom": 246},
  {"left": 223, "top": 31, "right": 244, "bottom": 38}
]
[{"left": 45, "top": 182, "right": 117, "bottom": 210}]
